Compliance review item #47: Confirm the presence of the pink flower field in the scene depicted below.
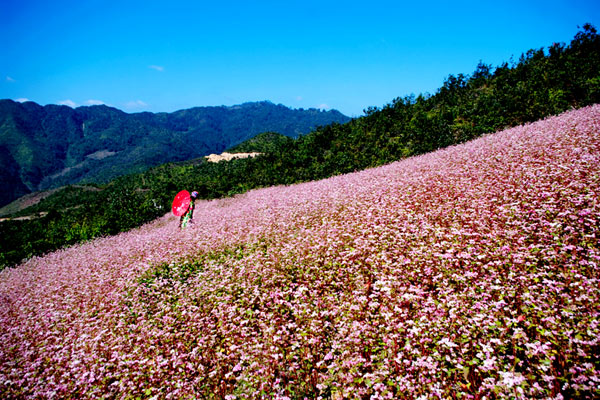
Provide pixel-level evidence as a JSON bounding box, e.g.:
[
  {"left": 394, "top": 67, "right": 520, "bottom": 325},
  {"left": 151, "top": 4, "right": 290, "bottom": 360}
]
[{"left": 1, "top": 106, "right": 599, "bottom": 399}]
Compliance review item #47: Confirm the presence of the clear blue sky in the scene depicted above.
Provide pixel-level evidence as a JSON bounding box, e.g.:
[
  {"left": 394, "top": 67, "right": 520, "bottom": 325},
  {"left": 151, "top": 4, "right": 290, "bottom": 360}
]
[{"left": 1, "top": 0, "right": 599, "bottom": 117}]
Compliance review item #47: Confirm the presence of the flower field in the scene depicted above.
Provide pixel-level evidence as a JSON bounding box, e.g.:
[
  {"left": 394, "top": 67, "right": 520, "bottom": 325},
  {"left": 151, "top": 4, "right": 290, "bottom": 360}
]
[{"left": 1, "top": 105, "right": 599, "bottom": 399}]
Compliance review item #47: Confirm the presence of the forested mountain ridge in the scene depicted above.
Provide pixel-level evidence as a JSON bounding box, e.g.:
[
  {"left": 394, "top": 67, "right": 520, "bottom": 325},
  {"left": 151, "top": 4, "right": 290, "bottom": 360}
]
[{"left": 0, "top": 100, "right": 350, "bottom": 207}]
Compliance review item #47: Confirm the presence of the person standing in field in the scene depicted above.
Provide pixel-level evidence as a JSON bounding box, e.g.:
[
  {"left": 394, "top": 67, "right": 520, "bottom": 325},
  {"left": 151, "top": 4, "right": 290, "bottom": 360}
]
[{"left": 179, "top": 191, "right": 198, "bottom": 228}]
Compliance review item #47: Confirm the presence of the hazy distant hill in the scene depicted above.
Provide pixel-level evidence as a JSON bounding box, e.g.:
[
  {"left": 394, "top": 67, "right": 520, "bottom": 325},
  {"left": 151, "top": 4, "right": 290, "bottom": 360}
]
[{"left": 0, "top": 100, "right": 350, "bottom": 207}]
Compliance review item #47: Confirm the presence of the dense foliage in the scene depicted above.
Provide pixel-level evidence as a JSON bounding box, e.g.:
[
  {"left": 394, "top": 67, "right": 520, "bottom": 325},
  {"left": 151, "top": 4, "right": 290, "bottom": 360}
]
[
  {"left": 226, "top": 132, "right": 294, "bottom": 154},
  {"left": 1, "top": 105, "right": 598, "bottom": 398},
  {"left": 1, "top": 24, "right": 599, "bottom": 269},
  {"left": 0, "top": 100, "right": 350, "bottom": 206}
]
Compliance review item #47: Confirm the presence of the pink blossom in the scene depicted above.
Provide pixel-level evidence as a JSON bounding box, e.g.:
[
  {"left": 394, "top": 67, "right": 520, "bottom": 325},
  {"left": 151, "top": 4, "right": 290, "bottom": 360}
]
[{"left": 1, "top": 106, "right": 600, "bottom": 398}]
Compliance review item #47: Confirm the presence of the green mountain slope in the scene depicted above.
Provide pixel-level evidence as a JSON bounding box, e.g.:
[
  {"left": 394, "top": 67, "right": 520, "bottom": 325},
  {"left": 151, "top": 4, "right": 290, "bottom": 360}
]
[{"left": 0, "top": 100, "right": 350, "bottom": 207}]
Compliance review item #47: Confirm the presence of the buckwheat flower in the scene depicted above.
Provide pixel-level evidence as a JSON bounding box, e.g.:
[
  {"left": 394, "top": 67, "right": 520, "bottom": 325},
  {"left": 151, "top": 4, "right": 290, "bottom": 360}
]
[
  {"left": 499, "top": 371, "right": 526, "bottom": 388},
  {"left": 481, "top": 356, "right": 497, "bottom": 371},
  {"left": 2, "top": 105, "right": 600, "bottom": 398}
]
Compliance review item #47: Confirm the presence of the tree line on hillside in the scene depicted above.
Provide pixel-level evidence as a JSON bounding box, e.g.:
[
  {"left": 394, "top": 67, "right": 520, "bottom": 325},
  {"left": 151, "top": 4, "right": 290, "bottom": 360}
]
[{"left": 1, "top": 24, "right": 599, "bottom": 269}]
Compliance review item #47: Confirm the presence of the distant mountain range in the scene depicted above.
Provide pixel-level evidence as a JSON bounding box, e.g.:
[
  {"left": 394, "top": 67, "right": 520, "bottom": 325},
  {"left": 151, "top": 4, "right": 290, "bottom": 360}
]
[{"left": 0, "top": 99, "right": 350, "bottom": 207}]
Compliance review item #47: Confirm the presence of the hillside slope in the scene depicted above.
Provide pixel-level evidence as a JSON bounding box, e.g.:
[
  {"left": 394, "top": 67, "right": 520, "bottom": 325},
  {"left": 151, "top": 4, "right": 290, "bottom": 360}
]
[
  {"left": 0, "top": 100, "right": 350, "bottom": 207},
  {"left": 1, "top": 24, "right": 598, "bottom": 266},
  {"left": 0, "top": 106, "right": 599, "bottom": 398}
]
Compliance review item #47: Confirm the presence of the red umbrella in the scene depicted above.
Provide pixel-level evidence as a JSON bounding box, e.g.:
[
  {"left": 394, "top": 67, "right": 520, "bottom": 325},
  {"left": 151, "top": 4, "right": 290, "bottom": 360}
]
[{"left": 172, "top": 190, "right": 191, "bottom": 216}]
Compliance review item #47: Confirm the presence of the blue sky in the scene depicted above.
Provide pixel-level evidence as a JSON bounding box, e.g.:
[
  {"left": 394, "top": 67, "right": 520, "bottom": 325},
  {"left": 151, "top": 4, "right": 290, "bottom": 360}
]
[{"left": 1, "top": 1, "right": 599, "bottom": 117}]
